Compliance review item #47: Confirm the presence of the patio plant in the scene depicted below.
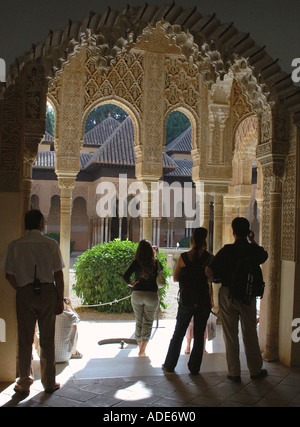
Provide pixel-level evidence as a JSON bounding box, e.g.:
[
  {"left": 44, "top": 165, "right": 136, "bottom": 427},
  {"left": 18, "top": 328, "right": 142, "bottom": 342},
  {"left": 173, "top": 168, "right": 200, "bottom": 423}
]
[
  {"left": 179, "top": 236, "right": 190, "bottom": 248},
  {"left": 73, "top": 239, "right": 171, "bottom": 313},
  {"left": 45, "top": 232, "right": 74, "bottom": 253}
]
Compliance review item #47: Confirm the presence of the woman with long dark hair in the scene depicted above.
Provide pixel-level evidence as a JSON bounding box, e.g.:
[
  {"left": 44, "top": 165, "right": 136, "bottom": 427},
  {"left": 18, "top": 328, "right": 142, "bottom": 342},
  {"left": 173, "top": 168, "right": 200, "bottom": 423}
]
[
  {"left": 162, "top": 227, "right": 213, "bottom": 375},
  {"left": 123, "top": 240, "right": 160, "bottom": 357}
]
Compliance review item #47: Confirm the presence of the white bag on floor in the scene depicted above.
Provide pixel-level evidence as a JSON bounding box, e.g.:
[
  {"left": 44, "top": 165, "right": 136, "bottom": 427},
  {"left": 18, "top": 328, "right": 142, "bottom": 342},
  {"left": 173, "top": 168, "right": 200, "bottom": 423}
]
[{"left": 207, "top": 313, "right": 217, "bottom": 341}]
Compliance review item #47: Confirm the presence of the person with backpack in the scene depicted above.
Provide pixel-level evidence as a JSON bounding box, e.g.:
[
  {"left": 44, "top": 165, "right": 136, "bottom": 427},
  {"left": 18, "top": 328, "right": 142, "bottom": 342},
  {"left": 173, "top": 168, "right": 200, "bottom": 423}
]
[
  {"left": 162, "top": 227, "right": 213, "bottom": 375},
  {"left": 206, "top": 217, "right": 268, "bottom": 383}
]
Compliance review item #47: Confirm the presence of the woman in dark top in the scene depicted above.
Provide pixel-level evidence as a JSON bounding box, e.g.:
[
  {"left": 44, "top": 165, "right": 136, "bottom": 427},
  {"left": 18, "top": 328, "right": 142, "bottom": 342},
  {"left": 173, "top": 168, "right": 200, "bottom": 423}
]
[
  {"left": 162, "top": 227, "right": 213, "bottom": 375},
  {"left": 123, "top": 240, "right": 159, "bottom": 357}
]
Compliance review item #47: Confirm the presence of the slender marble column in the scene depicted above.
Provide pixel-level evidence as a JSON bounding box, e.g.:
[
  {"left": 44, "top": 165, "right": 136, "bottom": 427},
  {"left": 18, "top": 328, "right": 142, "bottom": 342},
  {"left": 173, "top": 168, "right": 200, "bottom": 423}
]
[
  {"left": 213, "top": 194, "right": 224, "bottom": 254},
  {"left": 118, "top": 217, "right": 122, "bottom": 240},
  {"left": 58, "top": 177, "right": 75, "bottom": 297},
  {"left": 263, "top": 179, "right": 282, "bottom": 362},
  {"left": 156, "top": 219, "right": 161, "bottom": 247},
  {"left": 100, "top": 218, "right": 104, "bottom": 244},
  {"left": 141, "top": 181, "right": 153, "bottom": 243}
]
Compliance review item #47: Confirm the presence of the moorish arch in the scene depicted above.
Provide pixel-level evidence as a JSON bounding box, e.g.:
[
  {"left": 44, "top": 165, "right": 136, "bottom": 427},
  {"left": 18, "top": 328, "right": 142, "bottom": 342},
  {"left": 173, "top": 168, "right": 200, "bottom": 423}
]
[
  {"left": 1, "top": 4, "right": 300, "bottom": 382},
  {"left": 225, "top": 114, "right": 260, "bottom": 243}
]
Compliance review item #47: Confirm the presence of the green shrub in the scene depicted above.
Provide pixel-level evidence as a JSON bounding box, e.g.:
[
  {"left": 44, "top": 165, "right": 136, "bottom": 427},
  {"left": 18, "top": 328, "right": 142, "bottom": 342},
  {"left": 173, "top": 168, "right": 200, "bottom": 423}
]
[
  {"left": 73, "top": 239, "right": 171, "bottom": 313},
  {"left": 179, "top": 236, "right": 190, "bottom": 248},
  {"left": 45, "top": 232, "right": 74, "bottom": 254},
  {"left": 156, "top": 248, "right": 171, "bottom": 310}
]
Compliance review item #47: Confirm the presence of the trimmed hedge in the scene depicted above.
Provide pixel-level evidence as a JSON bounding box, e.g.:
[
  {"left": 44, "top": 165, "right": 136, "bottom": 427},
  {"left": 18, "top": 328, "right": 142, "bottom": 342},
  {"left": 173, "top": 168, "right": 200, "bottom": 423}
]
[
  {"left": 73, "top": 239, "right": 171, "bottom": 313},
  {"left": 45, "top": 232, "right": 74, "bottom": 254},
  {"left": 179, "top": 236, "right": 191, "bottom": 248}
]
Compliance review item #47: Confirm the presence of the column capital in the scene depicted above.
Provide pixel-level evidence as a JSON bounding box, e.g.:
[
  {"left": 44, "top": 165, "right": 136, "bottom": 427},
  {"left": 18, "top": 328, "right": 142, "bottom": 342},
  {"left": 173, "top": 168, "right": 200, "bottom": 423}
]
[
  {"left": 193, "top": 180, "right": 229, "bottom": 197},
  {"left": 57, "top": 175, "right": 76, "bottom": 192},
  {"left": 23, "top": 136, "right": 43, "bottom": 166}
]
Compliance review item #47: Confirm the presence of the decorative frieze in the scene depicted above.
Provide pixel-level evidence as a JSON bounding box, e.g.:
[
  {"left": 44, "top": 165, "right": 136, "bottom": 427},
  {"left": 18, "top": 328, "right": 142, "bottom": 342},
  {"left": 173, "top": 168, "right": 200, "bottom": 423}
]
[
  {"left": 0, "top": 83, "right": 23, "bottom": 192},
  {"left": 282, "top": 119, "right": 297, "bottom": 261}
]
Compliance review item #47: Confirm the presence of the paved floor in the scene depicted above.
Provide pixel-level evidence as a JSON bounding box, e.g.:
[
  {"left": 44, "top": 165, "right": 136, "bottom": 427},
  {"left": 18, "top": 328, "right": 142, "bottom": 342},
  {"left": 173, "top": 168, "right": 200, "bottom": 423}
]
[{"left": 1, "top": 319, "right": 300, "bottom": 408}]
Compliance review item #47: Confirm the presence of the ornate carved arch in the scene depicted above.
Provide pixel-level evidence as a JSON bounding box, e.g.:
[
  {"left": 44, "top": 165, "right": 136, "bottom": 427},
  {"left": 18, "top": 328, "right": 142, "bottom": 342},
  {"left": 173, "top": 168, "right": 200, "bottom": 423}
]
[
  {"left": 164, "top": 104, "right": 199, "bottom": 150},
  {"left": 81, "top": 96, "right": 141, "bottom": 150},
  {"left": 232, "top": 115, "right": 258, "bottom": 186}
]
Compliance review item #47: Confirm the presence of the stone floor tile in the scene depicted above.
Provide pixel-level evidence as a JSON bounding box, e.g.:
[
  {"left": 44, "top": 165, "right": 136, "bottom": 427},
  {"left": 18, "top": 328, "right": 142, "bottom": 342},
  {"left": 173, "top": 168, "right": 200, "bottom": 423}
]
[
  {"left": 263, "top": 383, "right": 300, "bottom": 403},
  {"left": 54, "top": 387, "right": 99, "bottom": 402},
  {"left": 226, "top": 389, "right": 261, "bottom": 406},
  {"left": 83, "top": 393, "right": 122, "bottom": 407},
  {"left": 289, "top": 392, "right": 300, "bottom": 406},
  {"left": 202, "top": 381, "right": 244, "bottom": 400},
  {"left": 255, "top": 397, "right": 291, "bottom": 407},
  {"left": 165, "top": 389, "right": 199, "bottom": 404},
  {"left": 112, "top": 393, "right": 160, "bottom": 406},
  {"left": 219, "top": 399, "right": 254, "bottom": 407},
  {"left": 188, "top": 394, "right": 224, "bottom": 407},
  {"left": 81, "top": 382, "right": 117, "bottom": 394},
  {"left": 148, "top": 384, "right": 178, "bottom": 398},
  {"left": 281, "top": 372, "right": 300, "bottom": 387},
  {"left": 41, "top": 395, "right": 82, "bottom": 407},
  {"left": 148, "top": 396, "right": 185, "bottom": 407}
]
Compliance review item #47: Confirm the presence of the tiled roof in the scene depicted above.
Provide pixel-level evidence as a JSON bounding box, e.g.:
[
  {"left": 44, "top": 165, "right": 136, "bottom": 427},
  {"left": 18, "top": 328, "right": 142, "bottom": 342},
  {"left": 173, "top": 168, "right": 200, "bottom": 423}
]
[
  {"left": 83, "top": 117, "right": 120, "bottom": 146},
  {"left": 34, "top": 116, "right": 181, "bottom": 174},
  {"left": 165, "top": 159, "right": 193, "bottom": 177},
  {"left": 85, "top": 117, "right": 177, "bottom": 170},
  {"left": 162, "top": 153, "right": 178, "bottom": 170},
  {"left": 35, "top": 151, "right": 55, "bottom": 168},
  {"left": 87, "top": 117, "right": 135, "bottom": 166},
  {"left": 34, "top": 151, "right": 93, "bottom": 169},
  {"left": 165, "top": 127, "right": 191, "bottom": 154},
  {"left": 41, "top": 131, "right": 54, "bottom": 144},
  {"left": 80, "top": 153, "right": 94, "bottom": 169},
  {"left": 40, "top": 117, "right": 120, "bottom": 147}
]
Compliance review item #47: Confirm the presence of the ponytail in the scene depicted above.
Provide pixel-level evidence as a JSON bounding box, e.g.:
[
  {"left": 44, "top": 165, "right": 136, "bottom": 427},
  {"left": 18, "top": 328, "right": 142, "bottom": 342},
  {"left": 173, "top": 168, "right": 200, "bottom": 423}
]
[{"left": 190, "top": 227, "right": 208, "bottom": 259}]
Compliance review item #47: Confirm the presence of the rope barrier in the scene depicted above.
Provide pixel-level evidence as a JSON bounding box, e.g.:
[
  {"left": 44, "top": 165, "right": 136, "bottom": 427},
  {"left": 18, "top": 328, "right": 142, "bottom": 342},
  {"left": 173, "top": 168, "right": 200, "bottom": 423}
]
[
  {"left": 75, "top": 294, "right": 131, "bottom": 309},
  {"left": 75, "top": 294, "right": 163, "bottom": 328}
]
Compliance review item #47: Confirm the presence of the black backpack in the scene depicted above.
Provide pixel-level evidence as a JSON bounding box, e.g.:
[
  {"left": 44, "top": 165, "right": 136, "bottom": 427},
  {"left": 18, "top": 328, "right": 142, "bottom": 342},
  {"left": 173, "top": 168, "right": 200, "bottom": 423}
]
[
  {"left": 178, "top": 251, "right": 211, "bottom": 309},
  {"left": 230, "top": 253, "right": 265, "bottom": 305}
]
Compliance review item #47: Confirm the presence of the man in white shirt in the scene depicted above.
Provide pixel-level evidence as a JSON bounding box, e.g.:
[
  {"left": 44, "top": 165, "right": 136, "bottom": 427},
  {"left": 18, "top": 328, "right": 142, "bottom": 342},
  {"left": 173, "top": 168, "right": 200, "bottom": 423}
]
[{"left": 1, "top": 209, "right": 65, "bottom": 395}]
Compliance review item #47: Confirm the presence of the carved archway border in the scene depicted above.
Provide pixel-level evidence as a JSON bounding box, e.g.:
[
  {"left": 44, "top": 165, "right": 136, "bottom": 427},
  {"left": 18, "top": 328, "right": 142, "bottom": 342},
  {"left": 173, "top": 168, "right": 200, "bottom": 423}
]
[
  {"left": 231, "top": 116, "right": 261, "bottom": 206},
  {"left": 164, "top": 104, "right": 199, "bottom": 149},
  {"left": 23, "top": 18, "right": 280, "bottom": 253},
  {"left": 46, "top": 93, "right": 59, "bottom": 142},
  {"left": 229, "top": 58, "right": 271, "bottom": 116},
  {"left": 81, "top": 95, "right": 141, "bottom": 152},
  {"left": 234, "top": 115, "right": 258, "bottom": 158}
]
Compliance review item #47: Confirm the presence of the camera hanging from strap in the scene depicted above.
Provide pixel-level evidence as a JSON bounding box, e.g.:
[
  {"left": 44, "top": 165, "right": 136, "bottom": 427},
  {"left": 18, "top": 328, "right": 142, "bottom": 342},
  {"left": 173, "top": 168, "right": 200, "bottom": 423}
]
[{"left": 32, "top": 265, "right": 42, "bottom": 295}]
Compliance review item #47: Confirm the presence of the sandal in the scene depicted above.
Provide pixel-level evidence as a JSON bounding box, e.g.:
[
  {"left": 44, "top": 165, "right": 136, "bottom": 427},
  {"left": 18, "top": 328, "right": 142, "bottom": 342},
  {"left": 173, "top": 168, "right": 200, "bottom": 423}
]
[
  {"left": 44, "top": 382, "right": 60, "bottom": 393},
  {"left": 14, "top": 384, "right": 30, "bottom": 395},
  {"left": 71, "top": 350, "right": 83, "bottom": 359}
]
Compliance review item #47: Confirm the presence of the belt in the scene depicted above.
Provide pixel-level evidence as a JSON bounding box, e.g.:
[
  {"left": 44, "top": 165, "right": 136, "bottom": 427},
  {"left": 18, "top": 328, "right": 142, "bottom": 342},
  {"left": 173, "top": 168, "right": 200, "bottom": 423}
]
[
  {"left": 26, "top": 282, "right": 54, "bottom": 287},
  {"left": 26, "top": 281, "right": 55, "bottom": 295}
]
